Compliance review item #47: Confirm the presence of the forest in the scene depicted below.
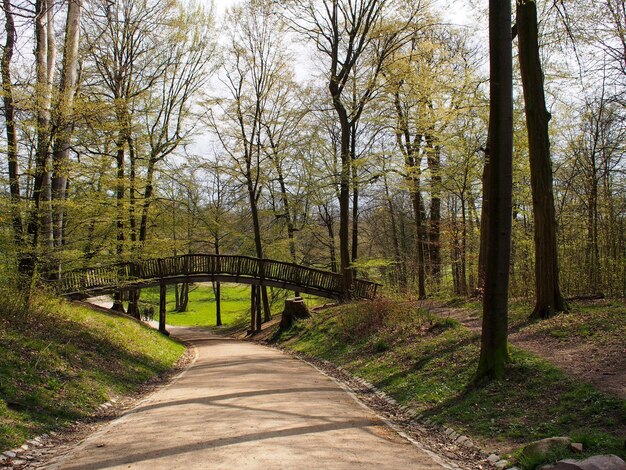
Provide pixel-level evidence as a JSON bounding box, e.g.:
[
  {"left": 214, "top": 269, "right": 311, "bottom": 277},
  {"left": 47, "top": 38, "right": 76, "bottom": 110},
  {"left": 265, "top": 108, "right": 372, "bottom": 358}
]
[
  {"left": 0, "top": 0, "right": 624, "bottom": 358},
  {"left": 0, "top": 1, "right": 625, "bottom": 467}
]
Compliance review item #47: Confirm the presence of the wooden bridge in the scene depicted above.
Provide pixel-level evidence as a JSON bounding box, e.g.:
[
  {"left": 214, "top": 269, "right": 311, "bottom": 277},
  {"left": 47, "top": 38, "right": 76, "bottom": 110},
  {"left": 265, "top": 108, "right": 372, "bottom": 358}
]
[{"left": 59, "top": 254, "right": 381, "bottom": 301}]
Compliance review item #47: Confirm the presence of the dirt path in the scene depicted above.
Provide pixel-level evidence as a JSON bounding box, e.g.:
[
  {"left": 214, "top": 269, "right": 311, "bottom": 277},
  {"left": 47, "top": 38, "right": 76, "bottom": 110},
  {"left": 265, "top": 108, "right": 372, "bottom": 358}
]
[
  {"left": 45, "top": 326, "right": 456, "bottom": 470},
  {"left": 433, "top": 306, "right": 625, "bottom": 399},
  {"left": 510, "top": 330, "right": 625, "bottom": 398}
]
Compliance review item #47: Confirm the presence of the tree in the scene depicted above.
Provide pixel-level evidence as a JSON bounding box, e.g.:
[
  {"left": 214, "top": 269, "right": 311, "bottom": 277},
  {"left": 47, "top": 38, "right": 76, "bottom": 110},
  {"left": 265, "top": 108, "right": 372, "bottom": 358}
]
[
  {"left": 282, "top": 0, "right": 418, "bottom": 296},
  {"left": 22, "top": 0, "right": 57, "bottom": 288},
  {"left": 82, "top": 0, "right": 213, "bottom": 313},
  {"left": 200, "top": 158, "right": 235, "bottom": 326},
  {"left": 51, "top": 0, "right": 83, "bottom": 267},
  {"left": 391, "top": 76, "right": 429, "bottom": 298},
  {"left": 444, "top": 109, "right": 487, "bottom": 297},
  {"left": 262, "top": 74, "right": 307, "bottom": 272},
  {"left": 560, "top": 84, "right": 626, "bottom": 296},
  {"left": 211, "top": 0, "right": 289, "bottom": 326},
  {"left": 1, "top": 0, "right": 24, "bottom": 277},
  {"left": 83, "top": 0, "right": 169, "bottom": 310},
  {"left": 476, "top": 0, "right": 514, "bottom": 380},
  {"left": 383, "top": 24, "right": 483, "bottom": 297},
  {"left": 516, "top": 0, "right": 568, "bottom": 319},
  {"left": 135, "top": 4, "right": 215, "bottom": 249}
]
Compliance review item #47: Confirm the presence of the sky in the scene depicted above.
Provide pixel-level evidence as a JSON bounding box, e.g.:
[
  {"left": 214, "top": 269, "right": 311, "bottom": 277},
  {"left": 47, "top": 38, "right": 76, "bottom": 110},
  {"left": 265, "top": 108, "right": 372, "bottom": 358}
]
[
  {"left": 213, "top": 0, "right": 241, "bottom": 17},
  {"left": 210, "top": 0, "right": 477, "bottom": 28}
]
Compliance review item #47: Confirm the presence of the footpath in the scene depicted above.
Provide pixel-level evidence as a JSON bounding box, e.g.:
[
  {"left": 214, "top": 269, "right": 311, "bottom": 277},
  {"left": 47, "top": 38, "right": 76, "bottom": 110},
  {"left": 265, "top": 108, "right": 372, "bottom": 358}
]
[{"left": 46, "top": 326, "right": 452, "bottom": 469}]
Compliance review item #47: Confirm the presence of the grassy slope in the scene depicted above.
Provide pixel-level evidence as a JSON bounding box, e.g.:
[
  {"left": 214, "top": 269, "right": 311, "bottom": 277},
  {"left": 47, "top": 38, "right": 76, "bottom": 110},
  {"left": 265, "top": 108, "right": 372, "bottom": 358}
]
[
  {"left": 273, "top": 298, "right": 626, "bottom": 468},
  {"left": 0, "top": 295, "right": 185, "bottom": 451},
  {"left": 510, "top": 299, "right": 626, "bottom": 344}
]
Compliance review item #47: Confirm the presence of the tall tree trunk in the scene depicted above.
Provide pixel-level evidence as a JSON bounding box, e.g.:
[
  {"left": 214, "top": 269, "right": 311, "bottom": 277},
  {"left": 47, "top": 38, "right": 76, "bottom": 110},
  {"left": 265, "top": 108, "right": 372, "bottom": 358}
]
[
  {"left": 112, "top": 133, "right": 126, "bottom": 313},
  {"left": 476, "top": 0, "right": 513, "bottom": 380},
  {"left": 398, "top": 212, "right": 410, "bottom": 286},
  {"left": 467, "top": 192, "right": 479, "bottom": 293},
  {"left": 339, "top": 120, "right": 353, "bottom": 296},
  {"left": 350, "top": 122, "right": 359, "bottom": 276},
  {"left": 278, "top": 176, "right": 297, "bottom": 264},
  {"left": 138, "top": 156, "right": 157, "bottom": 245},
  {"left": 426, "top": 139, "right": 442, "bottom": 283},
  {"left": 2, "top": 0, "right": 26, "bottom": 275},
  {"left": 126, "top": 139, "right": 146, "bottom": 316},
  {"left": 26, "top": 0, "right": 56, "bottom": 284},
  {"left": 128, "top": 135, "right": 138, "bottom": 247},
  {"left": 409, "top": 175, "right": 428, "bottom": 300},
  {"left": 320, "top": 206, "right": 338, "bottom": 273},
  {"left": 451, "top": 197, "right": 461, "bottom": 294},
  {"left": 213, "top": 237, "right": 222, "bottom": 326},
  {"left": 248, "top": 180, "right": 271, "bottom": 324},
  {"left": 84, "top": 165, "right": 105, "bottom": 261},
  {"left": 393, "top": 89, "right": 426, "bottom": 299},
  {"left": 383, "top": 172, "right": 405, "bottom": 290},
  {"left": 586, "top": 168, "right": 600, "bottom": 291},
  {"left": 51, "top": 0, "right": 82, "bottom": 262},
  {"left": 517, "top": 0, "right": 568, "bottom": 319},
  {"left": 460, "top": 195, "right": 468, "bottom": 296},
  {"left": 330, "top": 84, "right": 354, "bottom": 297},
  {"left": 40, "top": 0, "right": 55, "bottom": 253},
  {"left": 274, "top": 161, "right": 299, "bottom": 296},
  {"left": 477, "top": 144, "right": 491, "bottom": 295}
]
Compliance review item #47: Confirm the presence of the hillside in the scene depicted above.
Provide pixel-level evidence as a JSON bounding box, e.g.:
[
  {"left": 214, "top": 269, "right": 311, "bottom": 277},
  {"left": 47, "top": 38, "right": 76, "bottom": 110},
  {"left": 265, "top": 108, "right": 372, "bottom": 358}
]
[
  {"left": 0, "top": 293, "right": 185, "bottom": 451},
  {"left": 268, "top": 298, "right": 626, "bottom": 469}
]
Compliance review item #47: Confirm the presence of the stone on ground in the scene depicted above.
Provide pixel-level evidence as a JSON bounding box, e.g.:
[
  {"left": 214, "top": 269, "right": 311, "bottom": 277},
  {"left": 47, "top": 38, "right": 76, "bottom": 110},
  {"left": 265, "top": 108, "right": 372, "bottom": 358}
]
[
  {"left": 521, "top": 436, "right": 572, "bottom": 462},
  {"left": 539, "top": 455, "right": 626, "bottom": 470}
]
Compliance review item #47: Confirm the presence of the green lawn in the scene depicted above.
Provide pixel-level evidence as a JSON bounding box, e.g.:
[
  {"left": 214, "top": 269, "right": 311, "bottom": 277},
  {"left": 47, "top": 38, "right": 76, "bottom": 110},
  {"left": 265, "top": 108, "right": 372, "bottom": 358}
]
[
  {"left": 0, "top": 291, "right": 184, "bottom": 451},
  {"left": 139, "top": 283, "right": 325, "bottom": 328}
]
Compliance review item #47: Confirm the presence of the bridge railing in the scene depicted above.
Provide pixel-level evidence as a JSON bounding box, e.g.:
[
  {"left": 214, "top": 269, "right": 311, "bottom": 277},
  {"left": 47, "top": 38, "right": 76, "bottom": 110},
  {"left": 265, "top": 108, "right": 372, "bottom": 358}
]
[{"left": 59, "top": 254, "right": 380, "bottom": 300}]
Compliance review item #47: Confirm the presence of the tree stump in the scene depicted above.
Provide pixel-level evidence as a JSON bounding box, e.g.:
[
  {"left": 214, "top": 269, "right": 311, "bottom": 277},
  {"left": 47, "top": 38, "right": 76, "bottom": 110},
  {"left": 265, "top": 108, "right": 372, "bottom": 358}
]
[{"left": 280, "top": 297, "right": 310, "bottom": 330}]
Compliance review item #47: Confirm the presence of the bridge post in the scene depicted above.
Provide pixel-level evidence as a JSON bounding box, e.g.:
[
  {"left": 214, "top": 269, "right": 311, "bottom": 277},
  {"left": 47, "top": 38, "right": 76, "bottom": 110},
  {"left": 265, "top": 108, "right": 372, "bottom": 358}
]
[
  {"left": 255, "top": 285, "right": 263, "bottom": 331},
  {"left": 127, "top": 261, "right": 140, "bottom": 320},
  {"left": 249, "top": 285, "right": 262, "bottom": 334},
  {"left": 249, "top": 285, "right": 256, "bottom": 333},
  {"left": 159, "top": 281, "right": 169, "bottom": 336},
  {"left": 258, "top": 259, "right": 271, "bottom": 323}
]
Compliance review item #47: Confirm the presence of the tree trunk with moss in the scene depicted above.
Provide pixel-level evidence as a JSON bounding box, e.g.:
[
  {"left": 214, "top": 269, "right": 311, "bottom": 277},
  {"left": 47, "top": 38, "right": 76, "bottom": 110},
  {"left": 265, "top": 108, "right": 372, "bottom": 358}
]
[{"left": 476, "top": 0, "right": 513, "bottom": 380}]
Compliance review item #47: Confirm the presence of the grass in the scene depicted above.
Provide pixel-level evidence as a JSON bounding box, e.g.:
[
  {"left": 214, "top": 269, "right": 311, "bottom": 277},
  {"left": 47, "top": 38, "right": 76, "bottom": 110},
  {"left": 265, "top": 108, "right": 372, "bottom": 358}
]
[
  {"left": 139, "top": 283, "right": 325, "bottom": 328},
  {"left": 140, "top": 283, "right": 251, "bottom": 327},
  {"left": 512, "top": 300, "right": 626, "bottom": 346},
  {"left": 0, "top": 289, "right": 185, "bottom": 452},
  {"left": 273, "top": 298, "right": 626, "bottom": 468},
  {"left": 466, "top": 298, "right": 626, "bottom": 346}
]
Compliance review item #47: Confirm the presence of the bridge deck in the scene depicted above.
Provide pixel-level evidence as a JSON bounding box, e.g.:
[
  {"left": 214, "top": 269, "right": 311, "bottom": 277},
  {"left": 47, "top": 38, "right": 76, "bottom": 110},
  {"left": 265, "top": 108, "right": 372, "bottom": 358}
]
[{"left": 59, "top": 254, "right": 381, "bottom": 300}]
